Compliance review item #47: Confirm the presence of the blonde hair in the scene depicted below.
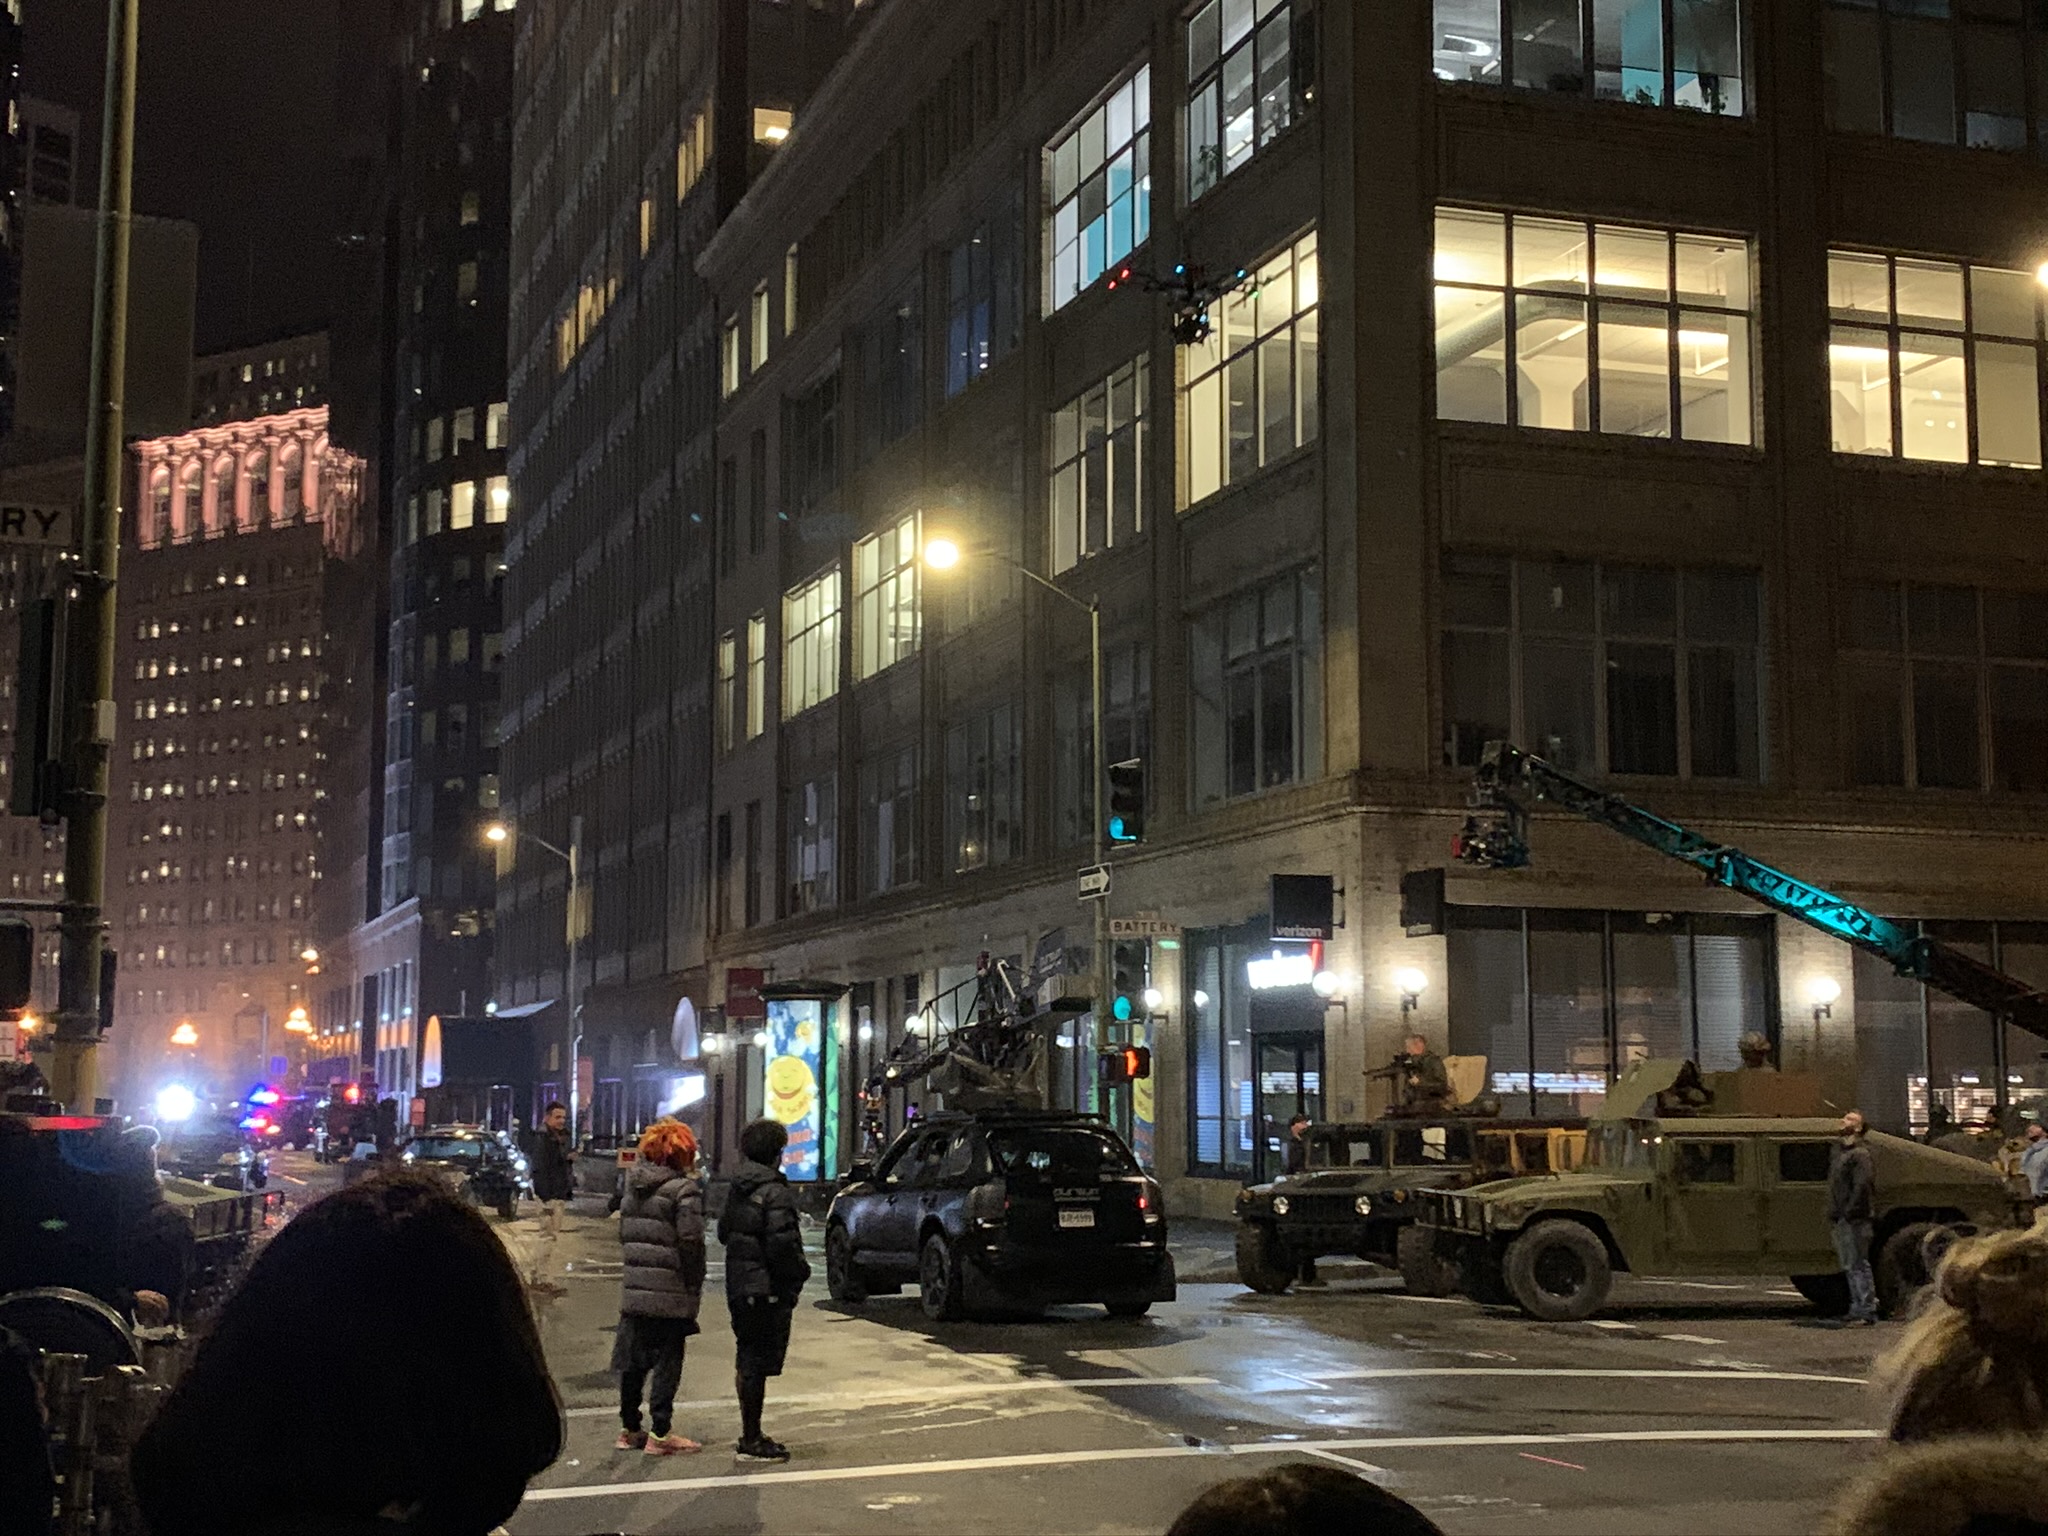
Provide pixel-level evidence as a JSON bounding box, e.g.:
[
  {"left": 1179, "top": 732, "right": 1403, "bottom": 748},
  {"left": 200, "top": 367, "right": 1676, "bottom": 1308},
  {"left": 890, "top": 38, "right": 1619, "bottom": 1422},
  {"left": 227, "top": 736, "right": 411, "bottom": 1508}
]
[
  {"left": 637, "top": 1117, "right": 699, "bottom": 1173},
  {"left": 1826, "top": 1434, "right": 2048, "bottom": 1536},
  {"left": 1876, "top": 1225, "right": 2048, "bottom": 1443}
]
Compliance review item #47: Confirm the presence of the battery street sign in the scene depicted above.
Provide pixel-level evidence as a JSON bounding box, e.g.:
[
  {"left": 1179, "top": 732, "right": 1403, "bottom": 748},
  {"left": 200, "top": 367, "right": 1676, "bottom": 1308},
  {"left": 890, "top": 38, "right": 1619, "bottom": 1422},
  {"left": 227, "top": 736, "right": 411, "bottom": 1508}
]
[
  {"left": 1077, "top": 864, "right": 1111, "bottom": 901},
  {"left": 1110, "top": 914, "right": 1181, "bottom": 939},
  {"left": 0, "top": 502, "right": 75, "bottom": 548}
]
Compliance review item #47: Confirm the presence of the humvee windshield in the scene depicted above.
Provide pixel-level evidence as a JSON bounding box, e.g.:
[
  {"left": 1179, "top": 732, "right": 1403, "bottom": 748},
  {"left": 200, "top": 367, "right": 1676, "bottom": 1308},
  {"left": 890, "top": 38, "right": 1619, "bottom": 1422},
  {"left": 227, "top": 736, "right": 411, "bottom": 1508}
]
[
  {"left": 1392, "top": 1125, "right": 1473, "bottom": 1167},
  {"left": 1308, "top": 1128, "right": 1380, "bottom": 1168},
  {"left": 1590, "top": 1122, "right": 1659, "bottom": 1170}
]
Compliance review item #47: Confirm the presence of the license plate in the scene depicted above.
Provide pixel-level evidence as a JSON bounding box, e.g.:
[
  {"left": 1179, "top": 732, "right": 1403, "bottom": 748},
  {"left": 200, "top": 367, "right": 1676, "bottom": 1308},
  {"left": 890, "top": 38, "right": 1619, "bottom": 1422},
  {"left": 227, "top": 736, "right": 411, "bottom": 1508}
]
[{"left": 1058, "top": 1208, "right": 1095, "bottom": 1229}]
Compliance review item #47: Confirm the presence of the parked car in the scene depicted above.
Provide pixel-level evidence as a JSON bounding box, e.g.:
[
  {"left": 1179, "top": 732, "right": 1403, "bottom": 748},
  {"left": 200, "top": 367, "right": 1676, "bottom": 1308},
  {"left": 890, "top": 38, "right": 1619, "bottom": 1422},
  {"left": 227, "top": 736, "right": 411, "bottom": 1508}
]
[
  {"left": 825, "top": 1110, "right": 1176, "bottom": 1321},
  {"left": 157, "top": 1114, "right": 268, "bottom": 1191},
  {"left": 397, "top": 1126, "right": 532, "bottom": 1218},
  {"left": 1235, "top": 1116, "right": 1587, "bottom": 1295},
  {"left": 1413, "top": 1059, "right": 2029, "bottom": 1322}
]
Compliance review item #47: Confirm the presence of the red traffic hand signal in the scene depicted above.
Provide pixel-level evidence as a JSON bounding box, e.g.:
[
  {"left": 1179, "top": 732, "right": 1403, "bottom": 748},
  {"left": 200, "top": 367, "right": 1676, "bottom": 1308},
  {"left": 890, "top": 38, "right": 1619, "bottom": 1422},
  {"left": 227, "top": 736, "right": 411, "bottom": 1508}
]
[{"left": 1098, "top": 1044, "right": 1152, "bottom": 1087}]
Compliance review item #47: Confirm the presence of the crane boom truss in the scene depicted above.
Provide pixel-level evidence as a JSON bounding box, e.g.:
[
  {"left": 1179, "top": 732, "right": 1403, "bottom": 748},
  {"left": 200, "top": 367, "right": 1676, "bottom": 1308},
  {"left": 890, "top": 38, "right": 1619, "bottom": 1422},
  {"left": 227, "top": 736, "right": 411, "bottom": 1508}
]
[{"left": 1456, "top": 741, "right": 2048, "bottom": 1042}]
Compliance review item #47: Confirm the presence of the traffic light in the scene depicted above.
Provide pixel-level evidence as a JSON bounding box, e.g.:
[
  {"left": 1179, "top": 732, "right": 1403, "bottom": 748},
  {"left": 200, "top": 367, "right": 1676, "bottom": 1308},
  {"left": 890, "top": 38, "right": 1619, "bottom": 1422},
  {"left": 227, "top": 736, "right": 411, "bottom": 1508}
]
[
  {"left": 1110, "top": 939, "right": 1147, "bottom": 1023},
  {"left": 1107, "top": 758, "right": 1145, "bottom": 845},
  {"left": 1098, "top": 1044, "right": 1153, "bottom": 1088}
]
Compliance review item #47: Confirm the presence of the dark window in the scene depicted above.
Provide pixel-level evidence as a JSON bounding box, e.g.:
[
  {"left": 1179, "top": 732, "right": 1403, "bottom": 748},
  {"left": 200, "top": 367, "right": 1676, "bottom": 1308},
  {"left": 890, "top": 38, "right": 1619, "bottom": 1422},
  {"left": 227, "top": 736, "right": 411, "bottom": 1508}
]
[
  {"left": 1823, "top": 0, "right": 2048, "bottom": 154},
  {"left": 858, "top": 280, "right": 922, "bottom": 460},
  {"left": 1776, "top": 1141, "right": 1832, "bottom": 1183},
  {"left": 1443, "top": 557, "right": 1761, "bottom": 780},
  {"left": 986, "top": 1126, "right": 1137, "bottom": 1179},
  {"left": 1392, "top": 1125, "right": 1473, "bottom": 1165},
  {"left": 1190, "top": 569, "right": 1322, "bottom": 807},
  {"left": 1675, "top": 1140, "right": 1738, "bottom": 1184},
  {"left": 747, "top": 429, "right": 768, "bottom": 555},
  {"left": 782, "top": 370, "right": 840, "bottom": 515}
]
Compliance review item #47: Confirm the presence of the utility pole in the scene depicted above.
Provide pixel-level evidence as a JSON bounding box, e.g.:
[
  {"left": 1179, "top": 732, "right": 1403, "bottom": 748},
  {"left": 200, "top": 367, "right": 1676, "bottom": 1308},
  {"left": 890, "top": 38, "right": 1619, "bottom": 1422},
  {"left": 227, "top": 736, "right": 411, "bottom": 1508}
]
[{"left": 50, "top": 0, "right": 138, "bottom": 1112}]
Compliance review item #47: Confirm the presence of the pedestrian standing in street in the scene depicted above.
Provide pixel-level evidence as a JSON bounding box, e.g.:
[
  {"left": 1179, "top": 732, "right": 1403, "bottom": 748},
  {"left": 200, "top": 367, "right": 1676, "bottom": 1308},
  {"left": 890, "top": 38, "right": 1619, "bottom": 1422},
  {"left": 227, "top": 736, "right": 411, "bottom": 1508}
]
[
  {"left": 613, "top": 1118, "right": 706, "bottom": 1456},
  {"left": 130, "top": 1170, "right": 562, "bottom": 1536},
  {"left": 532, "top": 1101, "right": 575, "bottom": 1239},
  {"left": 1875, "top": 1224, "right": 2048, "bottom": 1442},
  {"left": 1829, "top": 1109, "right": 1880, "bottom": 1327},
  {"left": 2021, "top": 1121, "right": 2048, "bottom": 1224},
  {"left": 718, "top": 1118, "right": 812, "bottom": 1463}
]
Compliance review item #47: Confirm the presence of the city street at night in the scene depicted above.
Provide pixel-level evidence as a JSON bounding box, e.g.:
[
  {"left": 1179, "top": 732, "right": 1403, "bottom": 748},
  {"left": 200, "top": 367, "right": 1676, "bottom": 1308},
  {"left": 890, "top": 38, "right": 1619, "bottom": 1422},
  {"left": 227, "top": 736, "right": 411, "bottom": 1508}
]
[{"left": 506, "top": 1210, "right": 1886, "bottom": 1536}]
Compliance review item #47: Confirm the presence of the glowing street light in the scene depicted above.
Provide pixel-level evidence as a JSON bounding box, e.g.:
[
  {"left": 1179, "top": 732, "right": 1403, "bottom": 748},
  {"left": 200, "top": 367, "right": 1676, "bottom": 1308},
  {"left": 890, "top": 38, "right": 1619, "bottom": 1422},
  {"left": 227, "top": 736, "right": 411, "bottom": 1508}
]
[
  {"left": 155, "top": 1084, "right": 198, "bottom": 1123},
  {"left": 485, "top": 822, "right": 510, "bottom": 844},
  {"left": 169, "top": 1021, "right": 199, "bottom": 1047},
  {"left": 16, "top": 1013, "right": 39, "bottom": 1035},
  {"left": 300, "top": 946, "right": 320, "bottom": 963},
  {"left": 921, "top": 537, "right": 961, "bottom": 571},
  {"left": 285, "top": 1005, "right": 313, "bottom": 1034}
]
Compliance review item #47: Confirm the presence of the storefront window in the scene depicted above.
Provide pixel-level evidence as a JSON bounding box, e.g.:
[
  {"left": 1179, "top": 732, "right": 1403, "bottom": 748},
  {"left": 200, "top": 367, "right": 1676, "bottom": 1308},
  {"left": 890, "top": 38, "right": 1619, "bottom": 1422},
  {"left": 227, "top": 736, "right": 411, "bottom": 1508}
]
[{"left": 1448, "top": 907, "right": 1774, "bottom": 1114}]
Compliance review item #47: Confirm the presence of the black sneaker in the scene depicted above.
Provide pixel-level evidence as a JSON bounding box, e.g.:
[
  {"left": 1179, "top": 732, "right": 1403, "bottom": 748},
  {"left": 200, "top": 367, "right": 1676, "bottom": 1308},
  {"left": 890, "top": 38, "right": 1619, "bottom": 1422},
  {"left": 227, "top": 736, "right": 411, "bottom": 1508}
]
[{"left": 736, "top": 1436, "right": 791, "bottom": 1462}]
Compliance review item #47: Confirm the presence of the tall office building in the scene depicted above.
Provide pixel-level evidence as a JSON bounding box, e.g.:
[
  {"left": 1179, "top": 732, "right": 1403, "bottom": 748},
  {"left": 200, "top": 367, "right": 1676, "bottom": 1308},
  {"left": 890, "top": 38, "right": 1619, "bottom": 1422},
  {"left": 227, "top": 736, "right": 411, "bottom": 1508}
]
[{"left": 504, "top": 0, "right": 857, "bottom": 1133}]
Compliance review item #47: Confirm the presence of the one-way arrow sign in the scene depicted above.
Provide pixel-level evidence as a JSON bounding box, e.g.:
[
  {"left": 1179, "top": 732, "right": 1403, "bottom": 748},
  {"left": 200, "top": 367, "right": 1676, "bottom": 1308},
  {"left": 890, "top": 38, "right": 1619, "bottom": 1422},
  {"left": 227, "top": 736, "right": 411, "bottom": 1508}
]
[{"left": 1077, "top": 864, "right": 1111, "bottom": 901}]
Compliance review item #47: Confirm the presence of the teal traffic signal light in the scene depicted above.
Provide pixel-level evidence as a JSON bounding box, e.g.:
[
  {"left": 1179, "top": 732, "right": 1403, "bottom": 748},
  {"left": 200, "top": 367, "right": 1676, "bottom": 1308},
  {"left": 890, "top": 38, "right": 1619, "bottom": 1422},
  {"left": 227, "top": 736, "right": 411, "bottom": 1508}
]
[
  {"left": 1110, "top": 939, "right": 1147, "bottom": 1022},
  {"left": 1107, "top": 758, "right": 1145, "bottom": 845}
]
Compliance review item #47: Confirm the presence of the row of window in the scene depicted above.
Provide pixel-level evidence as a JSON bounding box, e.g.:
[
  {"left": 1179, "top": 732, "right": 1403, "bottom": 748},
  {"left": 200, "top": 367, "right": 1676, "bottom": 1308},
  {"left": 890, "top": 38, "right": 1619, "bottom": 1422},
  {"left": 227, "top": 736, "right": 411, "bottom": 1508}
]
[{"left": 1438, "top": 214, "right": 2048, "bottom": 469}]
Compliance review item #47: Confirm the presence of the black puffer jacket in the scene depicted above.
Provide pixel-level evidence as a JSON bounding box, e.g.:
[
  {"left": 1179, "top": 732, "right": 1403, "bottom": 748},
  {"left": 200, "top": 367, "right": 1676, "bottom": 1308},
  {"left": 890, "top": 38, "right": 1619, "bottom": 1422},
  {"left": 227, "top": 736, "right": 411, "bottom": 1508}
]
[
  {"left": 617, "top": 1161, "right": 706, "bottom": 1321},
  {"left": 717, "top": 1159, "right": 810, "bottom": 1304}
]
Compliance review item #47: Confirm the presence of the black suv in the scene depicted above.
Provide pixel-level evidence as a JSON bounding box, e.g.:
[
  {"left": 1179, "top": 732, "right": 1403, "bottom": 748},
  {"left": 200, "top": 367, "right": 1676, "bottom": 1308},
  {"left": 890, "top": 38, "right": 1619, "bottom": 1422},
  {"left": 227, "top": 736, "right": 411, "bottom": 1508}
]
[
  {"left": 397, "top": 1127, "right": 532, "bottom": 1219},
  {"left": 825, "top": 1111, "right": 1176, "bottom": 1321}
]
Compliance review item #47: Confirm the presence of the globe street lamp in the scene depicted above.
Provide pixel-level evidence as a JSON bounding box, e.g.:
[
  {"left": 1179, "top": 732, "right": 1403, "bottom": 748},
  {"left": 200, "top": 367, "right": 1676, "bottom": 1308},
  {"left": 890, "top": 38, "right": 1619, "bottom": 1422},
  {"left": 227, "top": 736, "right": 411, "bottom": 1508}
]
[
  {"left": 486, "top": 816, "right": 586, "bottom": 1134},
  {"left": 923, "top": 536, "right": 1109, "bottom": 1037}
]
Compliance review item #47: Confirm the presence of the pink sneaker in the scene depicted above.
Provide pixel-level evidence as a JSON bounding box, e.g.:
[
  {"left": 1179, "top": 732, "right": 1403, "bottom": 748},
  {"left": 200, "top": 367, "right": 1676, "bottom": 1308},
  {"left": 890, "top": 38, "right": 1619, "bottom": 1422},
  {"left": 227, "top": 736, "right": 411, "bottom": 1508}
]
[
  {"left": 644, "top": 1432, "right": 702, "bottom": 1456},
  {"left": 614, "top": 1429, "right": 646, "bottom": 1451}
]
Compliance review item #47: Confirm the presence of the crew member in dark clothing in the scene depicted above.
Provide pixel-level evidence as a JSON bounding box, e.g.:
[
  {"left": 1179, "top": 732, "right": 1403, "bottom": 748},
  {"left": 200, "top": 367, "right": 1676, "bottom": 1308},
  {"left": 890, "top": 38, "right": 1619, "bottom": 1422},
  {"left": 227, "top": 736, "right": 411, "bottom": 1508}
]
[
  {"left": 612, "top": 1119, "right": 705, "bottom": 1455},
  {"left": 1282, "top": 1114, "right": 1312, "bottom": 1175},
  {"left": 532, "top": 1102, "right": 575, "bottom": 1239},
  {"left": 1828, "top": 1109, "right": 1879, "bottom": 1327},
  {"left": 718, "top": 1119, "right": 811, "bottom": 1463},
  {"left": 1397, "top": 1035, "right": 1452, "bottom": 1113},
  {"left": 1280, "top": 1115, "right": 1324, "bottom": 1287}
]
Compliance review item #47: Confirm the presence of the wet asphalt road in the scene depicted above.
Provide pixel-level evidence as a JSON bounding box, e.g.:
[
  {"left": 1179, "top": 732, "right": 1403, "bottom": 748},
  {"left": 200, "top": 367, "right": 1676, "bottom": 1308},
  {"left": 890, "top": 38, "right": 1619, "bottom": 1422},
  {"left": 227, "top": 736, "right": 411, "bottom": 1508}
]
[{"left": 501, "top": 1217, "right": 1892, "bottom": 1536}]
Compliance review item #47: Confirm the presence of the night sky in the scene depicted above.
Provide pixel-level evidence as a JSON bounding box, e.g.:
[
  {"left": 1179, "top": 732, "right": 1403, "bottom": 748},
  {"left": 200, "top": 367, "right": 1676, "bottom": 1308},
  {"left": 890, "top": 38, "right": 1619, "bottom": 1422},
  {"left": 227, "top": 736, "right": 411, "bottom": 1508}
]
[{"left": 25, "top": 0, "right": 341, "bottom": 353}]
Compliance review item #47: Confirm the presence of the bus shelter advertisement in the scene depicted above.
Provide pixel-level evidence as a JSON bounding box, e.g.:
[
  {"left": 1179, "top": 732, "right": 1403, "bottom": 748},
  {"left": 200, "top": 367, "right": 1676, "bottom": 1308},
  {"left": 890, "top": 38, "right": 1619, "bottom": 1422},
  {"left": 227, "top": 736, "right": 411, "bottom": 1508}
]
[{"left": 763, "top": 999, "right": 823, "bottom": 1180}]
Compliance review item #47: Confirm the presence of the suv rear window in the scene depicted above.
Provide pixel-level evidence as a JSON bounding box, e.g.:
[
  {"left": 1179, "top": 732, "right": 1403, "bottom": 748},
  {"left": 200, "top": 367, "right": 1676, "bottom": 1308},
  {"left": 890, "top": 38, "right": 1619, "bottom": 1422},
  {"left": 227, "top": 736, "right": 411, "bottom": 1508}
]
[{"left": 986, "top": 1127, "right": 1137, "bottom": 1180}]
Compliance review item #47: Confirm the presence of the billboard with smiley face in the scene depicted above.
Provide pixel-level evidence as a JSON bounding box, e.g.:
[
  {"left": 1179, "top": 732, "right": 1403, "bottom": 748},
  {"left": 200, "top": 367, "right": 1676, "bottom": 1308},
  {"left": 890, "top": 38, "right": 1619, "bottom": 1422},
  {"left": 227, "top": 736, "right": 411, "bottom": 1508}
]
[{"left": 763, "top": 998, "right": 823, "bottom": 1180}]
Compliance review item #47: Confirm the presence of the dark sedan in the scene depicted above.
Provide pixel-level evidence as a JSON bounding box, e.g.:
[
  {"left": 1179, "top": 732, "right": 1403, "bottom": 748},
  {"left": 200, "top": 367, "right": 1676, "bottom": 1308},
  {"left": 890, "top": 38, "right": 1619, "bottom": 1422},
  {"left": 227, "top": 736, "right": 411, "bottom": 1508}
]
[
  {"left": 157, "top": 1115, "right": 268, "bottom": 1191},
  {"left": 398, "top": 1127, "right": 532, "bottom": 1218},
  {"left": 825, "top": 1111, "right": 1175, "bottom": 1321}
]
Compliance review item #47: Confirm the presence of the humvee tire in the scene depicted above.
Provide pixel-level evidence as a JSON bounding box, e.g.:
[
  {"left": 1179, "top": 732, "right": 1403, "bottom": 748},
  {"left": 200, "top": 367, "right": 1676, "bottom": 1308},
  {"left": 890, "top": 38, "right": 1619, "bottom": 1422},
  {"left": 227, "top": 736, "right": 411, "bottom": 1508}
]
[
  {"left": 1790, "top": 1272, "right": 1850, "bottom": 1316},
  {"left": 1396, "top": 1223, "right": 1458, "bottom": 1297},
  {"left": 1876, "top": 1221, "right": 1942, "bottom": 1317},
  {"left": 1502, "top": 1220, "right": 1612, "bottom": 1321},
  {"left": 1235, "top": 1222, "right": 1294, "bottom": 1294}
]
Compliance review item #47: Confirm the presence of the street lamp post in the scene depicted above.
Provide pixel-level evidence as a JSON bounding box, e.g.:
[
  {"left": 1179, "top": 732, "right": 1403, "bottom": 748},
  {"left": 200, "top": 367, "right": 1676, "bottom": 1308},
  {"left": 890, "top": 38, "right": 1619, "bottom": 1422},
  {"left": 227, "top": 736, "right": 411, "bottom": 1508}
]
[
  {"left": 487, "top": 816, "right": 585, "bottom": 1135},
  {"left": 924, "top": 539, "right": 1110, "bottom": 1058}
]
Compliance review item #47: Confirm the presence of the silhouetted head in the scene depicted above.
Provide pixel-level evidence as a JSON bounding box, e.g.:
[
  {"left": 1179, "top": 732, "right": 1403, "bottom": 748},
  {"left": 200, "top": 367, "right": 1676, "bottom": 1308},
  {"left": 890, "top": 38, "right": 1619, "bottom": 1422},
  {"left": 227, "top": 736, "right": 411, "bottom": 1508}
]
[
  {"left": 1167, "top": 1463, "right": 1445, "bottom": 1536},
  {"left": 739, "top": 1117, "right": 788, "bottom": 1168},
  {"left": 132, "top": 1170, "right": 562, "bottom": 1535}
]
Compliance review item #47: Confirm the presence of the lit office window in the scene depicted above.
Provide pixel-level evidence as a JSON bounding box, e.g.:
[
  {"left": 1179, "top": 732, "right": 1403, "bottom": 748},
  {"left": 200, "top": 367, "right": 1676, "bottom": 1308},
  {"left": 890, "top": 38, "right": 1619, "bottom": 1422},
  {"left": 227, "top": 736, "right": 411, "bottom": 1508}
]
[
  {"left": 720, "top": 320, "right": 741, "bottom": 398},
  {"left": 754, "top": 105, "right": 793, "bottom": 144},
  {"left": 1434, "top": 209, "right": 1754, "bottom": 445},
  {"left": 1433, "top": 0, "right": 1743, "bottom": 115},
  {"left": 853, "top": 515, "right": 920, "bottom": 682},
  {"left": 716, "top": 633, "right": 737, "bottom": 753},
  {"left": 745, "top": 615, "right": 767, "bottom": 739},
  {"left": 1828, "top": 251, "right": 2044, "bottom": 469},
  {"left": 1188, "top": 0, "right": 1317, "bottom": 200},
  {"left": 751, "top": 285, "right": 771, "bottom": 373},
  {"left": 1184, "top": 232, "right": 1319, "bottom": 506},
  {"left": 781, "top": 567, "right": 841, "bottom": 720},
  {"left": 485, "top": 475, "right": 509, "bottom": 524},
  {"left": 1051, "top": 356, "right": 1148, "bottom": 572},
  {"left": 450, "top": 482, "right": 476, "bottom": 531},
  {"left": 1048, "top": 64, "right": 1152, "bottom": 311}
]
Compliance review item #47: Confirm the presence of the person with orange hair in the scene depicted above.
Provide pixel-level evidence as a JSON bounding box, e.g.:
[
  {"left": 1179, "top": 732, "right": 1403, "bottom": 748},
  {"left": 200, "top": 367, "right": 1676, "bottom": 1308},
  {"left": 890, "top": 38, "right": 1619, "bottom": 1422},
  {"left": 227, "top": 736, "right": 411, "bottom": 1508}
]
[{"left": 611, "top": 1117, "right": 706, "bottom": 1454}]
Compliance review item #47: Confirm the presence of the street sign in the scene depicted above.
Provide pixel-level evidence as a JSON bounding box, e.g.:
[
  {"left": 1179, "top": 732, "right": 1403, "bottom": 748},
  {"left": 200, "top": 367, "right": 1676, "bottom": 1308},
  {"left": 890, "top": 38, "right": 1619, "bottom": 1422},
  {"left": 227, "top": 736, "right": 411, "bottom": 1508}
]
[
  {"left": 0, "top": 502, "right": 75, "bottom": 548},
  {"left": 725, "top": 966, "right": 766, "bottom": 1020},
  {"left": 1077, "top": 864, "right": 1111, "bottom": 901},
  {"left": 1111, "top": 914, "right": 1182, "bottom": 939}
]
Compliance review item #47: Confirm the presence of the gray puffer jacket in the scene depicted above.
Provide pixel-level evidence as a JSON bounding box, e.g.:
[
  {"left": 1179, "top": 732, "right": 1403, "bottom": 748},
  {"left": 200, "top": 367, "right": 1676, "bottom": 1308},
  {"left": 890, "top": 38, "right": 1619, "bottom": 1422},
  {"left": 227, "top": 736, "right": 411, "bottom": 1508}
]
[{"left": 617, "top": 1161, "right": 706, "bottom": 1321}]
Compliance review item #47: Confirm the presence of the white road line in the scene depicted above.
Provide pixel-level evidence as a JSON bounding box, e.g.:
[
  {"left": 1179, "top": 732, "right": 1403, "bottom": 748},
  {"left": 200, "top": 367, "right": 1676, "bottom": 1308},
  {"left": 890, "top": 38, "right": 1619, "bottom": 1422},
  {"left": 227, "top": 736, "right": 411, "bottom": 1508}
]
[
  {"left": 278, "top": 1175, "right": 307, "bottom": 1186},
  {"left": 1587, "top": 1320, "right": 1637, "bottom": 1330},
  {"left": 1636, "top": 1280, "right": 1751, "bottom": 1292},
  {"left": 1660, "top": 1334, "right": 1727, "bottom": 1345},
  {"left": 1296, "top": 1445, "right": 1392, "bottom": 1477},
  {"left": 521, "top": 1427, "right": 1882, "bottom": 1503},
  {"left": 1385, "top": 1293, "right": 1468, "bottom": 1305},
  {"left": 563, "top": 1374, "right": 1220, "bottom": 1419},
  {"left": 1310, "top": 1367, "right": 1866, "bottom": 1385}
]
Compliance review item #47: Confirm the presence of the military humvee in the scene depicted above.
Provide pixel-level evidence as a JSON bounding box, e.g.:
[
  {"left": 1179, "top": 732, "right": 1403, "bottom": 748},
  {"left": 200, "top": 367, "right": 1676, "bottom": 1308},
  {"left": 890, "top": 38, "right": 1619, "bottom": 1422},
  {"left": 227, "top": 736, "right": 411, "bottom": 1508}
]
[
  {"left": 1414, "top": 1060, "right": 2029, "bottom": 1322},
  {"left": 1235, "top": 1116, "right": 1587, "bottom": 1295}
]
